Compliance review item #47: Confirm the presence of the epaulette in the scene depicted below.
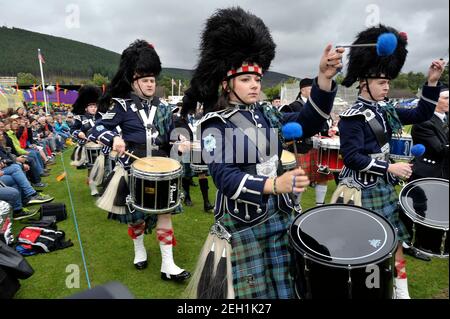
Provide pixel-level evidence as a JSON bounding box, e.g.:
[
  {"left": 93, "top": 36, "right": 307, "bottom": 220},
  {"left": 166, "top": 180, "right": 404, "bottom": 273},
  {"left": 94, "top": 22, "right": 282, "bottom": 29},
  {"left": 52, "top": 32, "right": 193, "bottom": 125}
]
[
  {"left": 197, "top": 109, "right": 238, "bottom": 125},
  {"left": 111, "top": 98, "right": 131, "bottom": 112},
  {"left": 339, "top": 103, "right": 376, "bottom": 121}
]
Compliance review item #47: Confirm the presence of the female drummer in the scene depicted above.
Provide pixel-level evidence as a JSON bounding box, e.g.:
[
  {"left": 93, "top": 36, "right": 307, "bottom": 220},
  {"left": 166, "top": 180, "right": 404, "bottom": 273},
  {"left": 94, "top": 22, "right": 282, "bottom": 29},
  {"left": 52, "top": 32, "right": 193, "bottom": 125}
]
[
  {"left": 90, "top": 40, "right": 190, "bottom": 282},
  {"left": 337, "top": 25, "right": 446, "bottom": 299},
  {"left": 182, "top": 7, "right": 343, "bottom": 298}
]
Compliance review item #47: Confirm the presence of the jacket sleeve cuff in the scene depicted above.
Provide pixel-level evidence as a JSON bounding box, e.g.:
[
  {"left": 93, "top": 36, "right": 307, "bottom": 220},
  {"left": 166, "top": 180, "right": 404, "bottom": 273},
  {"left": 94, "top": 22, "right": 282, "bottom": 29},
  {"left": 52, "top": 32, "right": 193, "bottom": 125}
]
[
  {"left": 97, "top": 130, "right": 117, "bottom": 147},
  {"left": 230, "top": 174, "right": 268, "bottom": 204},
  {"left": 364, "top": 159, "right": 389, "bottom": 176},
  {"left": 419, "top": 82, "right": 442, "bottom": 105}
]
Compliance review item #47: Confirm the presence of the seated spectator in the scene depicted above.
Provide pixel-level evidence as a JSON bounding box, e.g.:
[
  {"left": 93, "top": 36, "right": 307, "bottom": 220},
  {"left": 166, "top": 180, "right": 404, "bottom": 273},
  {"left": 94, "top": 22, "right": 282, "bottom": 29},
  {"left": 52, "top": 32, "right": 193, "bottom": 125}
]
[{"left": 0, "top": 160, "right": 54, "bottom": 215}]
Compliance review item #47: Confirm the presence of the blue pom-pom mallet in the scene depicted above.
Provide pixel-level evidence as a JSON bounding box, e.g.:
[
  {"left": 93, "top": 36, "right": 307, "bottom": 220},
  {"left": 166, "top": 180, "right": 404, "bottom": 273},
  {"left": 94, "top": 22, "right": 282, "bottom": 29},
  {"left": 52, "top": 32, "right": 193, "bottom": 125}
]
[
  {"left": 282, "top": 122, "right": 303, "bottom": 168},
  {"left": 337, "top": 32, "right": 398, "bottom": 57},
  {"left": 411, "top": 144, "right": 426, "bottom": 158}
]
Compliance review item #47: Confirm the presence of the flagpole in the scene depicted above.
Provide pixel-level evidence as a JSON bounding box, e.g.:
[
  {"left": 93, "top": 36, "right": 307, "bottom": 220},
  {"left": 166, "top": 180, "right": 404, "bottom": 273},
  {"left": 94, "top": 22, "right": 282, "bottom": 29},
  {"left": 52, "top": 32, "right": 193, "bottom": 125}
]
[
  {"left": 178, "top": 80, "right": 181, "bottom": 96},
  {"left": 171, "top": 78, "right": 174, "bottom": 96},
  {"left": 38, "top": 48, "right": 49, "bottom": 114}
]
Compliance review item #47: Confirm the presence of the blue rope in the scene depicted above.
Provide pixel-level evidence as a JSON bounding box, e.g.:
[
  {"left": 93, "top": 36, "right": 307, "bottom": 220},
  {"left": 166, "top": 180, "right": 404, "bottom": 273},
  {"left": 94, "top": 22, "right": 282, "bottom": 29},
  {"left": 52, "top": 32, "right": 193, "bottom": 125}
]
[{"left": 59, "top": 152, "right": 91, "bottom": 289}]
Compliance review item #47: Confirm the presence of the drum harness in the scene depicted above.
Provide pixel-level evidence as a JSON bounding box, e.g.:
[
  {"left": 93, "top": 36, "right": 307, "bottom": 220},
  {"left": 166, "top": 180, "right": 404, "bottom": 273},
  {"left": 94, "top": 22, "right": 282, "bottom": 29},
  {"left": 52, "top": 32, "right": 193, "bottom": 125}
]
[
  {"left": 130, "top": 94, "right": 160, "bottom": 157},
  {"left": 124, "top": 95, "right": 160, "bottom": 214}
]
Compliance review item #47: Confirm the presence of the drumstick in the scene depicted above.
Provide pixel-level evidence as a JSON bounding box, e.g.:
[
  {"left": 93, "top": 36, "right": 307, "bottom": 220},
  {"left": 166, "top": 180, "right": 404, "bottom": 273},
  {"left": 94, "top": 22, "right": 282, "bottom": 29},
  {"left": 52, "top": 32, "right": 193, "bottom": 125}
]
[{"left": 80, "top": 137, "right": 155, "bottom": 167}]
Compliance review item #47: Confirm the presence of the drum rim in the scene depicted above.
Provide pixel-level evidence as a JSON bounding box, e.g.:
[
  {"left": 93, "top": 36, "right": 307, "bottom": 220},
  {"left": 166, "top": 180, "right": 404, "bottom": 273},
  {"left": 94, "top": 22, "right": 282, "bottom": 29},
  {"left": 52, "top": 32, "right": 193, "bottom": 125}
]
[
  {"left": 290, "top": 204, "right": 398, "bottom": 268},
  {"left": 131, "top": 201, "right": 182, "bottom": 214},
  {"left": 131, "top": 156, "right": 182, "bottom": 174},
  {"left": 399, "top": 177, "right": 449, "bottom": 230},
  {"left": 130, "top": 167, "right": 183, "bottom": 180}
]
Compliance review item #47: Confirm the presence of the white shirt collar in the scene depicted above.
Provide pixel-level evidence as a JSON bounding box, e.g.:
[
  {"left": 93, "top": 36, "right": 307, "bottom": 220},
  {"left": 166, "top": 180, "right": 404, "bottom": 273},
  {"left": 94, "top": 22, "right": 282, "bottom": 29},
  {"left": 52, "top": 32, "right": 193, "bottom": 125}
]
[{"left": 434, "top": 111, "right": 446, "bottom": 122}]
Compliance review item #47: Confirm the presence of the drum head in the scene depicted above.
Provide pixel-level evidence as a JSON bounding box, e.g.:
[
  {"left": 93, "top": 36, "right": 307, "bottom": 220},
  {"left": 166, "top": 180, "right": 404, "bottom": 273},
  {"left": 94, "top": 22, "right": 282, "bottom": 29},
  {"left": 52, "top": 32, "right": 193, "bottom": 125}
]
[
  {"left": 281, "top": 150, "right": 295, "bottom": 164},
  {"left": 132, "top": 156, "right": 181, "bottom": 173},
  {"left": 290, "top": 204, "right": 397, "bottom": 268},
  {"left": 399, "top": 178, "right": 449, "bottom": 229}
]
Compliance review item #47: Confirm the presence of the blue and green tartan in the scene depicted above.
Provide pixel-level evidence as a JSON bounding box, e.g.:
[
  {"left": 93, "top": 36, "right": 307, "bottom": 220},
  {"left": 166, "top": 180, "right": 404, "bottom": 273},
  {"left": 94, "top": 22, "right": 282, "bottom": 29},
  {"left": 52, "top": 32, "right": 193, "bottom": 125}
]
[
  {"left": 220, "top": 196, "right": 295, "bottom": 299},
  {"left": 361, "top": 179, "right": 409, "bottom": 242}
]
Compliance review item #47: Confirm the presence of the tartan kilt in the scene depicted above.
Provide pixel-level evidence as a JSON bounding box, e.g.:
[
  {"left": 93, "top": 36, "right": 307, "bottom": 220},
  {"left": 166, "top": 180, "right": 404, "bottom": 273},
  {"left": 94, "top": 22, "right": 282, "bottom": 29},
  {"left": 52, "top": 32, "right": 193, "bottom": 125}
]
[
  {"left": 361, "top": 179, "right": 409, "bottom": 242},
  {"left": 220, "top": 196, "right": 294, "bottom": 299},
  {"left": 296, "top": 150, "right": 334, "bottom": 184},
  {"left": 107, "top": 204, "right": 183, "bottom": 233}
]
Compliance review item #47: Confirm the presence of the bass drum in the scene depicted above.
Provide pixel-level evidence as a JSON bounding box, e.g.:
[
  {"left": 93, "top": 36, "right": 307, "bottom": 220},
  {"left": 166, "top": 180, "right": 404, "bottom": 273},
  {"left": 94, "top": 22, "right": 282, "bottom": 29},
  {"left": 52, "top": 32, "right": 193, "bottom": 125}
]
[
  {"left": 289, "top": 204, "right": 397, "bottom": 299},
  {"left": 399, "top": 177, "right": 449, "bottom": 257}
]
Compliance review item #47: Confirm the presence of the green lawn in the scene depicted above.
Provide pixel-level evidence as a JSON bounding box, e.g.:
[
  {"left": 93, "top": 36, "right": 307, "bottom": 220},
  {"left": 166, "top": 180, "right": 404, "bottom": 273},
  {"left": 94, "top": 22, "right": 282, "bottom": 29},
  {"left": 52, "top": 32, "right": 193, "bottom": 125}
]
[{"left": 13, "top": 148, "right": 448, "bottom": 299}]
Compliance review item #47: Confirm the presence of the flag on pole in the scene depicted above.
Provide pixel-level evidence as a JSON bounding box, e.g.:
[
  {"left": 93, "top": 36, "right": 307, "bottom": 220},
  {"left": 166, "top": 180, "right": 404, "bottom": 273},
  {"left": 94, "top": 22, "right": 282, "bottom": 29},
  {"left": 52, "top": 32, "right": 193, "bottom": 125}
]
[
  {"left": 38, "top": 50, "right": 46, "bottom": 64},
  {"left": 171, "top": 78, "right": 176, "bottom": 86}
]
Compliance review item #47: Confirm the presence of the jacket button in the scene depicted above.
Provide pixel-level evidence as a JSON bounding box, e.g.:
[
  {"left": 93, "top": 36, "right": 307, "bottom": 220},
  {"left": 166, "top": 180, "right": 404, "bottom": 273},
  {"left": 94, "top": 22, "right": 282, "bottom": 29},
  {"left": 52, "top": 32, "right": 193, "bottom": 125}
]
[
  {"left": 432, "top": 161, "right": 436, "bottom": 164},
  {"left": 256, "top": 208, "right": 262, "bottom": 213},
  {"left": 257, "top": 124, "right": 262, "bottom": 128},
  {"left": 254, "top": 115, "right": 259, "bottom": 119},
  {"left": 237, "top": 199, "right": 242, "bottom": 203},
  {"left": 233, "top": 208, "right": 239, "bottom": 214},
  {"left": 242, "top": 187, "right": 247, "bottom": 193}
]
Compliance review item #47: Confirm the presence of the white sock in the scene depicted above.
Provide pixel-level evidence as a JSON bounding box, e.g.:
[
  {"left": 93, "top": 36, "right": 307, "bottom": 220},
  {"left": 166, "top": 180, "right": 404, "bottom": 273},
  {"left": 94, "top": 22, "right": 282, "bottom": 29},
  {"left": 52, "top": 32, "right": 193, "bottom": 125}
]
[
  {"left": 315, "top": 184, "right": 328, "bottom": 205},
  {"left": 133, "top": 234, "right": 147, "bottom": 264},
  {"left": 160, "top": 243, "right": 183, "bottom": 275}
]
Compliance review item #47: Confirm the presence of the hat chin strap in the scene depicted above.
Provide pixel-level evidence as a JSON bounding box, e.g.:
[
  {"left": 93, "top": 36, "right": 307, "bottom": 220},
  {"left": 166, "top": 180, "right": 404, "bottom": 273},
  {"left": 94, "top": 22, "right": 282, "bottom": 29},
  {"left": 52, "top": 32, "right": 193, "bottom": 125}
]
[
  {"left": 133, "top": 80, "right": 153, "bottom": 99},
  {"left": 365, "top": 78, "right": 377, "bottom": 102}
]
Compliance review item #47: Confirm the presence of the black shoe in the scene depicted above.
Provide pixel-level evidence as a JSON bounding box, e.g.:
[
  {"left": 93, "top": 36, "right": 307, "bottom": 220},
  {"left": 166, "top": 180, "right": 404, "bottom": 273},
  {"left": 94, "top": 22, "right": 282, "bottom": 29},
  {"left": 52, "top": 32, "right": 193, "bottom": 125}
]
[
  {"left": 134, "top": 260, "right": 148, "bottom": 270},
  {"left": 404, "top": 247, "right": 431, "bottom": 261},
  {"left": 161, "top": 270, "right": 191, "bottom": 282},
  {"left": 184, "top": 197, "right": 193, "bottom": 206},
  {"left": 204, "top": 202, "right": 214, "bottom": 212},
  {"left": 13, "top": 207, "right": 40, "bottom": 220}
]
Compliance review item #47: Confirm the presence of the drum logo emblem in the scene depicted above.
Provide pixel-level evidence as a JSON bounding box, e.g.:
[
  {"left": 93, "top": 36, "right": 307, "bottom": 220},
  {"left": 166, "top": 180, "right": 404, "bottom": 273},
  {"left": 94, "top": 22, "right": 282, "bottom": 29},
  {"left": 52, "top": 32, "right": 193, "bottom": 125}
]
[
  {"left": 144, "top": 187, "right": 155, "bottom": 194},
  {"left": 368, "top": 239, "right": 381, "bottom": 248},
  {"left": 169, "top": 184, "right": 177, "bottom": 204}
]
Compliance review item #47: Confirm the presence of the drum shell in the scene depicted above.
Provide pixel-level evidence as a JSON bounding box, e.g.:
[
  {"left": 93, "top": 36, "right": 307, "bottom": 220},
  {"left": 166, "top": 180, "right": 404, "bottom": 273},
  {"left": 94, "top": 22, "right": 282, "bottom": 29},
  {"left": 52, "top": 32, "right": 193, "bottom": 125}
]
[
  {"left": 85, "top": 144, "right": 102, "bottom": 167},
  {"left": 398, "top": 177, "right": 449, "bottom": 257},
  {"left": 399, "top": 213, "right": 448, "bottom": 257},
  {"left": 289, "top": 204, "right": 397, "bottom": 299},
  {"left": 389, "top": 136, "right": 413, "bottom": 161},
  {"left": 190, "top": 142, "right": 208, "bottom": 173},
  {"left": 290, "top": 242, "right": 394, "bottom": 299},
  {"left": 317, "top": 139, "right": 343, "bottom": 172},
  {"left": 129, "top": 161, "right": 183, "bottom": 214}
]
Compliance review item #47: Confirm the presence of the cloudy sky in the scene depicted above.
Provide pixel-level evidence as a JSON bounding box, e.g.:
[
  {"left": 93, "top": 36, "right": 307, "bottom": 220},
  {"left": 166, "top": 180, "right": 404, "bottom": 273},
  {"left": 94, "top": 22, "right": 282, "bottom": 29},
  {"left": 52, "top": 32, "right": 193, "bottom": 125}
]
[{"left": 1, "top": 0, "right": 448, "bottom": 77}]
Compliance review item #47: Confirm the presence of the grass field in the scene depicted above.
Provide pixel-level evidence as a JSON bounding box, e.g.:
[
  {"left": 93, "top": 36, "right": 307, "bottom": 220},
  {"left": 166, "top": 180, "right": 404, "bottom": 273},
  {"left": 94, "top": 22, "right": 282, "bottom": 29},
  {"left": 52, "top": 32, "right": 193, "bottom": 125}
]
[{"left": 12, "top": 148, "right": 448, "bottom": 299}]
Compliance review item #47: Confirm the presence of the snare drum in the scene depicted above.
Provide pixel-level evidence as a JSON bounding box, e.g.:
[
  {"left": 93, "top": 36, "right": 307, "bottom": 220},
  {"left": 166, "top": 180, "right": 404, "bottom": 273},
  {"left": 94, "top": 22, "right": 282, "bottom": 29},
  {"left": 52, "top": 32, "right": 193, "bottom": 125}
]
[
  {"left": 0, "top": 200, "right": 13, "bottom": 245},
  {"left": 190, "top": 141, "right": 208, "bottom": 173},
  {"left": 389, "top": 135, "right": 413, "bottom": 161},
  {"left": 281, "top": 150, "right": 296, "bottom": 171},
  {"left": 129, "top": 157, "right": 183, "bottom": 214},
  {"left": 85, "top": 142, "right": 102, "bottom": 167},
  {"left": 289, "top": 204, "right": 397, "bottom": 299},
  {"left": 399, "top": 178, "right": 449, "bottom": 257},
  {"left": 317, "top": 137, "right": 344, "bottom": 173}
]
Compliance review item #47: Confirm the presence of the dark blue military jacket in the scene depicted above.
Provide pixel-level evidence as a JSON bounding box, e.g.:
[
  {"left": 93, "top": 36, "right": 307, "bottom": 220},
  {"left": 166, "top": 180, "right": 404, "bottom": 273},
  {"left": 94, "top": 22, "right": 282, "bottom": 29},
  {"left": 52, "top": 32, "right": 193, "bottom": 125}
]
[
  {"left": 200, "top": 78, "right": 337, "bottom": 226},
  {"left": 338, "top": 84, "right": 441, "bottom": 189}
]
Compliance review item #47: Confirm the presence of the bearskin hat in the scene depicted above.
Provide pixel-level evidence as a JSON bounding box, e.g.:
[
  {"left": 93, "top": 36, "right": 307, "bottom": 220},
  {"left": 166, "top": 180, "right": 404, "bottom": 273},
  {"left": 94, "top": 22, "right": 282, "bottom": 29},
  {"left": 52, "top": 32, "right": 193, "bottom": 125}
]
[
  {"left": 72, "top": 85, "right": 102, "bottom": 115},
  {"left": 182, "top": 7, "right": 276, "bottom": 114},
  {"left": 98, "top": 40, "right": 162, "bottom": 111},
  {"left": 342, "top": 25, "right": 408, "bottom": 88}
]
